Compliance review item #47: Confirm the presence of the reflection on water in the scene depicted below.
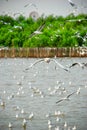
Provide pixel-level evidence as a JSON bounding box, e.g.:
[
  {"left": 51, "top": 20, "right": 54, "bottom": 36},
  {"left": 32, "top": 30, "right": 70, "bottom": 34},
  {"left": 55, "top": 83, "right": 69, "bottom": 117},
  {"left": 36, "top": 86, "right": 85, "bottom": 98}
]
[{"left": 0, "top": 58, "right": 87, "bottom": 130}]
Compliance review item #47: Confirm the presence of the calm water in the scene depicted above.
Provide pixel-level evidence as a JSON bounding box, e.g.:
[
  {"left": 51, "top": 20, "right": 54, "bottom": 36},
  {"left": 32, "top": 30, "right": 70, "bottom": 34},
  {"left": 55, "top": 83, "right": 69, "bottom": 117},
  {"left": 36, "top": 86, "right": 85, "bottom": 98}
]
[{"left": 0, "top": 58, "right": 87, "bottom": 130}]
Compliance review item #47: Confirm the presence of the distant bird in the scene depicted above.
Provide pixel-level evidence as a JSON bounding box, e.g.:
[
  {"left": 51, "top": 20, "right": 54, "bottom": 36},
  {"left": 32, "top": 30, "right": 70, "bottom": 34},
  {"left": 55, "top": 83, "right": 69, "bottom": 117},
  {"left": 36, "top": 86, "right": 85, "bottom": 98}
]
[
  {"left": 29, "top": 112, "right": 34, "bottom": 120},
  {"left": 64, "top": 121, "right": 67, "bottom": 127},
  {"left": 22, "top": 119, "right": 27, "bottom": 127},
  {"left": 29, "top": 23, "right": 45, "bottom": 38},
  {"left": 68, "top": 0, "right": 78, "bottom": 14},
  {"left": 33, "top": 30, "right": 42, "bottom": 34},
  {"left": 0, "top": 100, "right": 5, "bottom": 107},
  {"left": 25, "top": 58, "right": 69, "bottom": 72},
  {"left": 76, "top": 34, "right": 86, "bottom": 42},
  {"left": 56, "top": 91, "right": 76, "bottom": 104},
  {"left": 68, "top": 0, "right": 76, "bottom": 7},
  {"left": 24, "top": 3, "right": 38, "bottom": 10},
  {"left": 69, "top": 62, "right": 87, "bottom": 69},
  {"left": 72, "top": 125, "right": 77, "bottom": 130},
  {"left": 13, "top": 12, "right": 20, "bottom": 16},
  {"left": 8, "top": 122, "right": 12, "bottom": 128}
]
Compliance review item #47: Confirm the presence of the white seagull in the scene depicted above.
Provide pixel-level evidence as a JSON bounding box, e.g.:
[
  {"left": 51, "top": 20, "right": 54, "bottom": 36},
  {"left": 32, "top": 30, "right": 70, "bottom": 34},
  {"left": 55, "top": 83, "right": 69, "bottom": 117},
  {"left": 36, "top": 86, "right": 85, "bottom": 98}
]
[
  {"left": 68, "top": 0, "right": 76, "bottom": 7},
  {"left": 56, "top": 91, "right": 76, "bottom": 104},
  {"left": 29, "top": 24, "right": 45, "bottom": 38},
  {"left": 24, "top": 3, "right": 38, "bottom": 10},
  {"left": 68, "top": 0, "right": 78, "bottom": 13},
  {"left": 25, "top": 58, "right": 69, "bottom": 72},
  {"left": 8, "top": 122, "right": 12, "bottom": 128}
]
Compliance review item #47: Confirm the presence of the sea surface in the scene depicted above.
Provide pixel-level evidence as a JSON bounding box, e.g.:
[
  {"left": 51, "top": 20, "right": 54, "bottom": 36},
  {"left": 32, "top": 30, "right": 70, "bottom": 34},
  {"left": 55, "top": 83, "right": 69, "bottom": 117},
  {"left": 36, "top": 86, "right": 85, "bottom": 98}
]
[{"left": 0, "top": 58, "right": 87, "bottom": 130}]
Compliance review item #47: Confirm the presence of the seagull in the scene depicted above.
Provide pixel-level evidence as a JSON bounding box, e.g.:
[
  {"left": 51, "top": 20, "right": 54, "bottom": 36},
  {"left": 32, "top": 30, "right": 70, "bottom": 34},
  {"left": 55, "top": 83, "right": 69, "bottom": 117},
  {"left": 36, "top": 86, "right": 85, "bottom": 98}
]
[
  {"left": 24, "top": 3, "right": 38, "bottom": 10},
  {"left": 29, "top": 112, "right": 34, "bottom": 120},
  {"left": 72, "top": 125, "right": 77, "bottom": 130},
  {"left": 56, "top": 91, "right": 76, "bottom": 104},
  {"left": 8, "top": 122, "right": 12, "bottom": 128},
  {"left": 69, "top": 62, "right": 87, "bottom": 69},
  {"left": 68, "top": 0, "right": 76, "bottom": 7},
  {"left": 25, "top": 58, "right": 69, "bottom": 72},
  {"left": 29, "top": 23, "right": 45, "bottom": 38},
  {"left": 68, "top": 0, "right": 78, "bottom": 14},
  {"left": 22, "top": 119, "right": 27, "bottom": 127},
  {"left": 33, "top": 30, "right": 42, "bottom": 34}
]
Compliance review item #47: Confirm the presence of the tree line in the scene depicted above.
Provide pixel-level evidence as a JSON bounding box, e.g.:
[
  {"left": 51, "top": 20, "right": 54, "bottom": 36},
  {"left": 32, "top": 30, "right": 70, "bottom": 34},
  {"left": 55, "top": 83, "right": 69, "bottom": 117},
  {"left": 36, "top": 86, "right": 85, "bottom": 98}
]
[{"left": 0, "top": 13, "right": 87, "bottom": 48}]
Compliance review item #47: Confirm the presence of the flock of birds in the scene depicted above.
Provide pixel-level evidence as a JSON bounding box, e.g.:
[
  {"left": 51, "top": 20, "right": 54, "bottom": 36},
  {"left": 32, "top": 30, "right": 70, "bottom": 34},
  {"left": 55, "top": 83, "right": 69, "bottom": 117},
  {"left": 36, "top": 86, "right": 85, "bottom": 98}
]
[
  {"left": 24, "top": 57, "right": 87, "bottom": 71},
  {"left": 4, "top": 0, "right": 87, "bottom": 17},
  {"left": 0, "top": 57, "right": 87, "bottom": 130},
  {"left": 1, "top": 0, "right": 87, "bottom": 44},
  {"left": 1, "top": 0, "right": 87, "bottom": 128}
]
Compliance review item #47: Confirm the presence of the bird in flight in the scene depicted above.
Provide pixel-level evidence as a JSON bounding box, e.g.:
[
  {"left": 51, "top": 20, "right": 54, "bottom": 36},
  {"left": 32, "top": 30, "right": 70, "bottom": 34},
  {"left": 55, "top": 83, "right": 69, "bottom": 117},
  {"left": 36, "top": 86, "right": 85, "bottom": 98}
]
[
  {"left": 29, "top": 23, "right": 45, "bottom": 38},
  {"left": 56, "top": 91, "right": 76, "bottom": 104},
  {"left": 68, "top": 0, "right": 76, "bottom": 7},
  {"left": 24, "top": 3, "right": 38, "bottom": 9},
  {"left": 68, "top": 0, "right": 78, "bottom": 14},
  {"left": 24, "top": 58, "right": 69, "bottom": 72}
]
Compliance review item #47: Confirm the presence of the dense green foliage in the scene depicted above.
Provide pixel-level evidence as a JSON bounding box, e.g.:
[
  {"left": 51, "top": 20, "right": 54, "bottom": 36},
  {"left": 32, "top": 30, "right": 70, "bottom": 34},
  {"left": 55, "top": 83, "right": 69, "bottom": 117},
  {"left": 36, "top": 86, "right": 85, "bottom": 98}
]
[{"left": 0, "top": 14, "right": 87, "bottom": 48}]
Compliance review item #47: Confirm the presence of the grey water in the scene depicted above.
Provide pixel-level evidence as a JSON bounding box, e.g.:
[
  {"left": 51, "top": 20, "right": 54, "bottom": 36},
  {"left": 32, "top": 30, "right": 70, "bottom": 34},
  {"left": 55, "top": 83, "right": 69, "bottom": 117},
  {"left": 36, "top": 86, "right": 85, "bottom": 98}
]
[{"left": 0, "top": 58, "right": 87, "bottom": 130}]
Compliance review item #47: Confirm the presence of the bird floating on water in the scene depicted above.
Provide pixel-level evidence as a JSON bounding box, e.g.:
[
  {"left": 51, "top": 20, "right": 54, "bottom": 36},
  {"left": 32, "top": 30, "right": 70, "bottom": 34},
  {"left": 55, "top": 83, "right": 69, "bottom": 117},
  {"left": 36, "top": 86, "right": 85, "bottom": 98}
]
[
  {"left": 22, "top": 118, "right": 27, "bottom": 127},
  {"left": 8, "top": 122, "right": 12, "bottom": 128},
  {"left": 29, "top": 112, "right": 34, "bottom": 120},
  {"left": 25, "top": 58, "right": 69, "bottom": 72}
]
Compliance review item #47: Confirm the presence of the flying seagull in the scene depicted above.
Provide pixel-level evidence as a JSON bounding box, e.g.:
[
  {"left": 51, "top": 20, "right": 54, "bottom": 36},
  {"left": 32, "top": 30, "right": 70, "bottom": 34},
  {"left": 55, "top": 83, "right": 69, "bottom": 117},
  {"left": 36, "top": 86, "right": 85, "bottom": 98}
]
[
  {"left": 24, "top": 3, "right": 38, "bottom": 10},
  {"left": 29, "top": 23, "right": 45, "bottom": 38},
  {"left": 68, "top": 0, "right": 76, "bottom": 7},
  {"left": 68, "top": 0, "right": 78, "bottom": 13},
  {"left": 56, "top": 91, "right": 76, "bottom": 104},
  {"left": 25, "top": 58, "right": 69, "bottom": 72}
]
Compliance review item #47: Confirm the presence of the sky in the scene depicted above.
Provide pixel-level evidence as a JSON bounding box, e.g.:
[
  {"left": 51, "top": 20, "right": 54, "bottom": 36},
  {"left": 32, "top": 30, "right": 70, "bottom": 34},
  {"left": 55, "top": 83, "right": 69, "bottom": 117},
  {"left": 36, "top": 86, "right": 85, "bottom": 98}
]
[{"left": 0, "top": 0, "right": 87, "bottom": 18}]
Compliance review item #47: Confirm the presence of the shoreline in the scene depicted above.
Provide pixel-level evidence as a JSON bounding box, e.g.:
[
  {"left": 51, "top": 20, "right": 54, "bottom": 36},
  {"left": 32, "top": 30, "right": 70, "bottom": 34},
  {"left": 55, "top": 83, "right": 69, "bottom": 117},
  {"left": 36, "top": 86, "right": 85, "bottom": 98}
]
[{"left": 0, "top": 47, "right": 87, "bottom": 58}]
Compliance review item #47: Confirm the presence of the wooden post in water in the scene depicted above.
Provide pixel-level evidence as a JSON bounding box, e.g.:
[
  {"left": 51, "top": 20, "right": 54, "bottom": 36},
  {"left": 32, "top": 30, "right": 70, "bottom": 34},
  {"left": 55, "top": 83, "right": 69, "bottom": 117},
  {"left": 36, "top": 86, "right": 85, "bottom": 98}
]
[
  {"left": 28, "top": 48, "right": 35, "bottom": 57},
  {"left": 39, "top": 48, "right": 48, "bottom": 58},
  {"left": 48, "top": 48, "right": 57, "bottom": 57},
  {"left": 0, "top": 49, "right": 5, "bottom": 58},
  {"left": 10, "top": 48, "right": 16, "bottom": 58},
  {"left": 33, "top": 48, "right": 39, "bottom": 58},
  {"left": 19, "top": 48, "right": 28, "bottom": 58},
  {"left": 15, "top": 48, "right": 19, "bottom": 57},
  {"left": 69, "top": 47, "right": 75, "bottom": 57},
  {"left": 19, "top": 48, "right": 23, "bottom": 57},
  {"left": 57, "top": 48, "right": 62, "bottom": 57},
  {"left": 4, "top": 48, "right": 9, "bottom": 58},
  {"left": 0, "top": 47, "right": 87, "bottom": 58}
]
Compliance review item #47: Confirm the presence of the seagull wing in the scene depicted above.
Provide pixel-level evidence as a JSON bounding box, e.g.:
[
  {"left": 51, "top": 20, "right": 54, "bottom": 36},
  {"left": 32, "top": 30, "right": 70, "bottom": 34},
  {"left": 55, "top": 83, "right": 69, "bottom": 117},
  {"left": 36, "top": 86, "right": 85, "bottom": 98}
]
[
  {"left": 29, "top": 24, "right": 45, "bottom": 38},
  {"left": 56, "top": 99, "right": 63, "bottom": 104},
  {"left": 69, "top": 63, "right": 79, "bottom": 68},
  {"left": 32, "top": 3, "right": 37, "bottom": 8},
  {"left": 24, "top": 3, "right": 34, "bottom": 7},
  {"left": 25, "top": 59, "right": 44, "bottom": 70},
  {"left": 68, "top": 0, "right": 76, "bottom": 7},
  {"left": 67, "top": 91, "right": 76, "bottom": 98},
  {"left": 24, "top": 3, "right": 29, "bottom": 7},
  {"left": 52, "top": 59, "right": 69, "bottom": 72},
  {"left": 69, "top": 62, "right": 83, "bottom": 68}
]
